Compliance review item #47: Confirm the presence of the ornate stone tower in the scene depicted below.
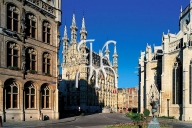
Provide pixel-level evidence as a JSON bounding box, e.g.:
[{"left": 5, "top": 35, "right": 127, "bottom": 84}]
[{"left": 60, "top": 14, "right": 118, "bottom": 113}]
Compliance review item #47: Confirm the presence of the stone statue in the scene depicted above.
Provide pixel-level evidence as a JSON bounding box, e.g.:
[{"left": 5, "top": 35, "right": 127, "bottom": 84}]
[
  {"left": 150, "top": 100, "right": 159, "bottom": 118},
  {"left": 21, "top": 45, "right": 26, "bottom": 79},
  {"left": 20, "top": 8, "right": 27, "bottom": 43},
  {"left": 20, "top": 8, "right": 26, "bottom": 33},
  {"left": 21, "top": 61, "right": 26, "bottom": 72}
]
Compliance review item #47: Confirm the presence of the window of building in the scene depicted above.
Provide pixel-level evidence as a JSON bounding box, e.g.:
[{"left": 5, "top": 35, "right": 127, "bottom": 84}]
[
  {"left": 7, "top": 4, "right": 19, "bottom": 32},
  {"left": 6, "top": 81, "right": 18, "bottom": 109},
  {"left": 26, "top": 14, "right": 36, "bottom": 38},
  {"left": 172, "top": 61, "right": 182, "bottom": 104},
  {"left": 25, "top": 82, "right": 35, "bottom": 108},
  {"left": 26, "top": 48, "right": 36, "bottom": 71},
  {"left": 43, "top": 52, "right": 51, "bottom": 74},
  {"left": 7, "top": 42, "right": 19, "bottom": 68},
  {"left": 41, "top": 84, "right": 50, "bottom": 108},
  {"left": 42, "top": 21, "right": 51, "bottom": 44}
]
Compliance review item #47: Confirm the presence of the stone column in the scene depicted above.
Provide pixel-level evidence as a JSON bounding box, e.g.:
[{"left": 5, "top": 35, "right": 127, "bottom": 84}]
[
  {"left": 0, "top": 84, "right": 5, "bottom": 122},
  {"left": 38, "top": 89, "right": 41, "bottom": 120},
  {"left": 182, "top": 47, "right": 190, "bottom": 121},
  {"left": 21, "top": 86, "right": 25, "bottom": 121}
]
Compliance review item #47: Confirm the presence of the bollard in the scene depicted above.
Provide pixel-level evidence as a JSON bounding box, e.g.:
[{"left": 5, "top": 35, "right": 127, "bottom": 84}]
[{"left": 0, "top": 116, "right": 3, "bottom": 127}]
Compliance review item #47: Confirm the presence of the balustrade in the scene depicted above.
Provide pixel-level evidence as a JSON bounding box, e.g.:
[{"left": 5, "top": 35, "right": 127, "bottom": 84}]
[{"left": 25, "top": 0, "right": 55, "bottom": 18}]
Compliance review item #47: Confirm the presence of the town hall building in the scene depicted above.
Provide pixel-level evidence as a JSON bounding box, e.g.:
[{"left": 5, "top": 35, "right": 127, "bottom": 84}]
[{"left": 59, "top": 14, "right": 118, "bottom": 113}]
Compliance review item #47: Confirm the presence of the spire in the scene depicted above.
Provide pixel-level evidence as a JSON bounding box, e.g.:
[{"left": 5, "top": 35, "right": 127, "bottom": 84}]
[
  {"left": 70, "top": 13, "right": 78, "bottom": 44},
  {"left": 180, "top": 6, "right": 182, "bottom": 13},
  {"left": 72, "top": 14, "right": 76, "bottom": 27},
  {"left": 81, "top": 16, "right": 86, "bottom": 31},
  {"left": 113, "top": 45, "right": 118, "bottom": 74},
  {"left": 80, "top": 13, "right": 87, "bottom": 40},
  {"left": 64, "top": 25, "right": 68, "bottom": 39},
  {"left": 105, "top": 44, "right": 110, "bottom": 59},
  {"left": 114, "top": 45, "right": 117, "bottom": 55},
  {"left": 62, "top": 25, "right": 69, "bottom": 51}
]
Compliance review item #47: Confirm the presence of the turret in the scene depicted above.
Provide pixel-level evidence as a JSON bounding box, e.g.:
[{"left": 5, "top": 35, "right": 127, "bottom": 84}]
[
  {"left": 146, "top": 43, "right": 152, "bottom": 61},
  {"left": 70, "top": 14, "right": 78, "bottom": 44},
  {"left": 55, "top": 0, "right": 62, "bottom": 24},
  {"left": 113, "top": 45, "right": 118, "bottom": 74}
]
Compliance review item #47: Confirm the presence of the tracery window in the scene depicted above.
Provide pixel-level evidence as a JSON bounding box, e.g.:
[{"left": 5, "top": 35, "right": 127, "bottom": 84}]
[
  {"left": 42, "top": 21, "right": 51, "bottom": 44},
  {"left": 25, "top": 82, "right": 35, "bottom": 108},
  {"left": 6, "top": 81, "right": 18, "bottom": 109},
  {"left": 41, "top": 84, "right": 50, "bottom": 108},
  {"left": 26, "top": 48, "right": 36, "bottom": 71},
  {"left": 26, "top": 14, "right": 36, "bottom": 38},
  {"left": 7, "top": 42, "right": 19, "bottom": 68},
  {"left": 7, "top": 4, "right": 19, "bottom": 32},
  {"left": 172, "top": 61, "right": 182, "bottom": 104},
  {"left": 43, "top": 52, "right": 51, "bottom": 74}
]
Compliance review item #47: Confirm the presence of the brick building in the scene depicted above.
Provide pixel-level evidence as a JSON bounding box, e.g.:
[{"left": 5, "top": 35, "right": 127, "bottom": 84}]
[{"left": 117, "top": 87, "right": 138, "bottom": 113}]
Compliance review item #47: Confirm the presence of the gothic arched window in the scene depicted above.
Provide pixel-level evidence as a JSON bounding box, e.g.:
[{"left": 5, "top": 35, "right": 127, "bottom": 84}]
[
  {"left": 172, "top": 61, "right": 182, "bottom": 104},
  {"left": 41, "top": 84, "right": 50, "bottom": 108},
  {"left": 43, "top": 52, "right": 51, "bottom": 75},
  {"left": 26, "top": 48, "right": 37, "bottom": 71},
  {"left": 6, "top": 81, "right": 18, "bottom": 109},
  {"left": 26, "top": 13, "right": 37, "bottom": 38},
  {"left": 7, "top": 42, "right": 19, "bottom": 68},
  {"left": 7, "top": 4, "right": 19, "bottom": 32},
  {"left": 42, "top": 21, "right": 51, "bottom": 44},
  {"left": 25, "top": 82, "right": 35, "bottom": 108}
]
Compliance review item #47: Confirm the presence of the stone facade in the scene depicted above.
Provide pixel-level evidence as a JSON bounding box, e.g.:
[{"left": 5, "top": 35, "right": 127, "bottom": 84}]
[
  {"left": 59, "top": 14, "right": 118, "bottom": 113},
  {"left": 138, "top": 1, "right": 192, "bottom": 121},
  {"left": 117, "top": 87, "right": 138, "bottom": 113},
  {"left": 0, "top": 0, "right": 61, "bottom": 122}
]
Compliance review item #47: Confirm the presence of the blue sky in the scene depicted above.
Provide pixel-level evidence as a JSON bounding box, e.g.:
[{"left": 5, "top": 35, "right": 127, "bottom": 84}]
[{"left": 59, "top": 0, "right": 189, "bottom": 88}]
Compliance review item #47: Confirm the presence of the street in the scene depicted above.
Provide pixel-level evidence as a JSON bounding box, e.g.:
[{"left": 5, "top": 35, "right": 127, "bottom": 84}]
[
  {"left": 3, "top": 113, "right": 192, "bottom": 128},
  {"left": 32, "top": 113, "right": 132, "bottom": 128}
]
